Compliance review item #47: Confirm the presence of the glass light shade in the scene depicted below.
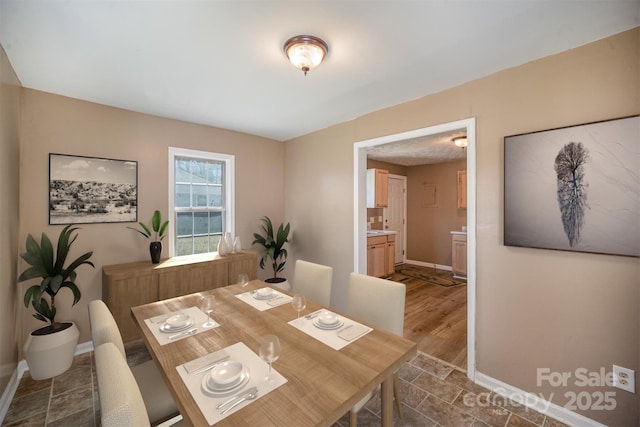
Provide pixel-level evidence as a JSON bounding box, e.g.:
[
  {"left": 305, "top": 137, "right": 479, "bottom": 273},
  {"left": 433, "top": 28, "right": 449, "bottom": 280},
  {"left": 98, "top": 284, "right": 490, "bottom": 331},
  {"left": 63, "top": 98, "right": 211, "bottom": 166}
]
[
  {"left": 284, "top": 35, "right": 328, "bottom": 75},
  {"left": 453, "top": 137, "right": 468, "bottom": 148}
]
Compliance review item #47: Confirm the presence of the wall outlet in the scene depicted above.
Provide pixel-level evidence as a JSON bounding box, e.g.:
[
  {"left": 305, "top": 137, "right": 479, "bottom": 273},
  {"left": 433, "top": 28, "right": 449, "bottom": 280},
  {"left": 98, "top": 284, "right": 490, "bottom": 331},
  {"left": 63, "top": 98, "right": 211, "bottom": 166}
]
[{"left": 613, "top": 365, "right": 635, "bottom": 393}]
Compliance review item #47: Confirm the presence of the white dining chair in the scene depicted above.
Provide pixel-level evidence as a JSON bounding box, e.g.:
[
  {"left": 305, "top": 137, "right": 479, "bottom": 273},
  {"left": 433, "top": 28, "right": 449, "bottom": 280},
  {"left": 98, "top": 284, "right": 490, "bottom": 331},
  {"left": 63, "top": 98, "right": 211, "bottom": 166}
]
[
  {"left": 347, "top": 272, "right": 406, "bottom": 426},
  {"left": 88, "top": 300, "right": 180, "bottom": 425},
  {"left": 292, "top": 259, "right": 333, "bottom": 306},
  {"left": 95, "top": 342, "right": 186, "bottom": 427}
]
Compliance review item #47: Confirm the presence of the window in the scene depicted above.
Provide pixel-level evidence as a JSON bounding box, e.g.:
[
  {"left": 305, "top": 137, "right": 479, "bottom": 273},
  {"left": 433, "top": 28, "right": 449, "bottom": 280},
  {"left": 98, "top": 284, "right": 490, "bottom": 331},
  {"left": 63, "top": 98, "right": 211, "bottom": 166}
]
[{"left": 168, "top": 147, "right": 234, "bottom": 257}]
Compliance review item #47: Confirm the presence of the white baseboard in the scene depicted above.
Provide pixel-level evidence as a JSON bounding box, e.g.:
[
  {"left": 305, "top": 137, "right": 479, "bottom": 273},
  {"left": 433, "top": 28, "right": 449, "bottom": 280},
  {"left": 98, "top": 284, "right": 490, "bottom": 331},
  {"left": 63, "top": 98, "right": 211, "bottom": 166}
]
[
  {"left": 404, "top": 259, "right": 452, "bottom": 272},
  {"left": 474, "top": 371, "right": 607, "bottom": 427},
  {"left": 0, "top": 340, "right": 93, "bottom": 424}
]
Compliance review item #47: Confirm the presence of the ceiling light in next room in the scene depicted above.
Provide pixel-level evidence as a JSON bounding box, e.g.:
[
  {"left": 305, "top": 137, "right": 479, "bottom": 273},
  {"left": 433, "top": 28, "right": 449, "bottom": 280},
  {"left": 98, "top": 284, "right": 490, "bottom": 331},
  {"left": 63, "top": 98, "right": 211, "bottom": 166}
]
[
  {"left": 283, "top": 35, "right": 329, "bottom": 76},
  {"left": 453, "top": 136, "right": 468, "bottom": 149}
]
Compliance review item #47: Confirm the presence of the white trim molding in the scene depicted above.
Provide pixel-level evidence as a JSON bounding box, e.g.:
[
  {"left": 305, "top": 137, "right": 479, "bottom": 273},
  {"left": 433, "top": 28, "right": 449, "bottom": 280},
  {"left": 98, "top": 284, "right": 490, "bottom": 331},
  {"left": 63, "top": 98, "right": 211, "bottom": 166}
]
[{"left": 475, "top": 371, "right": 608, "bottom": 427}]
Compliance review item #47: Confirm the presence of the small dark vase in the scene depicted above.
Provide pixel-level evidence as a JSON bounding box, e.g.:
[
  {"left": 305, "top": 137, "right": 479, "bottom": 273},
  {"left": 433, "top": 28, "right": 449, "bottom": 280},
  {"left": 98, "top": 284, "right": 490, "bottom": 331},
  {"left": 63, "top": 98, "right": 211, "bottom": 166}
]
[{"left": 149, "top": 241, "right": 162, "bottom": 264}]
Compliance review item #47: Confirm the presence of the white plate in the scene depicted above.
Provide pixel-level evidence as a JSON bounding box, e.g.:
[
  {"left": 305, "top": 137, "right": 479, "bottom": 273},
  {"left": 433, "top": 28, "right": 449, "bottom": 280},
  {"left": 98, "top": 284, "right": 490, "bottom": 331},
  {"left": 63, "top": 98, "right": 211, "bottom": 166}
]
[
  {"left": 252, "top": 289, "right": 276, "bottom": 300},
  {"left": 201, "top": 367, "right": 250, "bottom": 396},
  {"left": 317, "top": 311, "right": 339, "bottom": 326},
  {"left": 313, "top": 318, "right": 344, "bottom": 330},
  {"left": 208, "top": 361, "right": 244, "bottom": 388},
  {"left": 159, "top": 320, "right": 195, "bottom": 333},
  {"left": 165, "top": 313, "right": 190, "bottom": 328}
]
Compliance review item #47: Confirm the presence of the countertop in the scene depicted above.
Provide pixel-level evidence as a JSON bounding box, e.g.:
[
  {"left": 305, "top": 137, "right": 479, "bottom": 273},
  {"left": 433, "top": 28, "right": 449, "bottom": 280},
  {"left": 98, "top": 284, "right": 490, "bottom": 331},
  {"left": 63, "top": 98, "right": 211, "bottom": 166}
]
[{"left": 367, "top": 230, "right": 397, "bottom": 236}]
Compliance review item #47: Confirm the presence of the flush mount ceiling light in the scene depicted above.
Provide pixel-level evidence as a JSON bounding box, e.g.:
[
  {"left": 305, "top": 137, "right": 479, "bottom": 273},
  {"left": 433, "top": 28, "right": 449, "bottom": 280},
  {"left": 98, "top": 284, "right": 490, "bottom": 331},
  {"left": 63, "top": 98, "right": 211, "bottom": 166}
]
[
  {"left": 453, "top": 136, "right": 468, "bottom": 149},
  {"left": 283, "top": 35, "right": 329, "bottom": 76}
]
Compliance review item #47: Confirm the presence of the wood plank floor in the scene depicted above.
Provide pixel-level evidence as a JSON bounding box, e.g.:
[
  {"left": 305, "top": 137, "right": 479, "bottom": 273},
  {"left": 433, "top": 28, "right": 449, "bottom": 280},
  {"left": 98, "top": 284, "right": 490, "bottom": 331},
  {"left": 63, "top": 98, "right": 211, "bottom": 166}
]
[{"left": 389, "top": 265, "right": 468, "bottom": 369}]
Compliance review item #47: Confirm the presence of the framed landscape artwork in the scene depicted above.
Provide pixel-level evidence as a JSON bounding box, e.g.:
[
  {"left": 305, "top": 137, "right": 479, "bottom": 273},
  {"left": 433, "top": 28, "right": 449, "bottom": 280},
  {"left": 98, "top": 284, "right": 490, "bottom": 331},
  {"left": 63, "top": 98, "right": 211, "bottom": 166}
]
[
  {"left": 49, "top": 153, "right": 138, "bottom": 225},
  {"left": 504, "top": 115, "right": 639, "bottom": 257}
]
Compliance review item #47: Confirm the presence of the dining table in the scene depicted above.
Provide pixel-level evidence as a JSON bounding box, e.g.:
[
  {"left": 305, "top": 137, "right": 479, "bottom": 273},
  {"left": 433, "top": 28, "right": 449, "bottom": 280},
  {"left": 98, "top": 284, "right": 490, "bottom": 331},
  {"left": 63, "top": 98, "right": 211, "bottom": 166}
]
[{"left": 130, "top": 279, "right": 417, "bottom": 426}]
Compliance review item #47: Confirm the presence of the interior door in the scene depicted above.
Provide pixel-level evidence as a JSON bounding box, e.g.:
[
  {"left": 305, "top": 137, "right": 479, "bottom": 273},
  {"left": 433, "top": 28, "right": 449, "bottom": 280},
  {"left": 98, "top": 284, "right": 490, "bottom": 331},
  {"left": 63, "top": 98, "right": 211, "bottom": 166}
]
[{"left": 383, "top": 175, "right": 406, "bottom": 264}]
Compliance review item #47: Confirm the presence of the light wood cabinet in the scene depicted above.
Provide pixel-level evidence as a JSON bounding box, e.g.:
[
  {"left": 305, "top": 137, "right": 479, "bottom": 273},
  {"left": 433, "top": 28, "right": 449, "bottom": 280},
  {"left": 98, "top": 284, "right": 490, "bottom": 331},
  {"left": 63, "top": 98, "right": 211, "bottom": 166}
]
[
  {"left": 366, "top": 168, "right": 389, "bottom": 208},
  {"left": 451, "top": 233, "right": 467, "bottom": 279},
  {"left": 102, "top": 250, "right": 257, "bottom": 342},
  {"left": 457, "top": 170, "right": 467, "bottom": 209},
  {"left": 367, "top": 233, "right": 396, "bottom": 277}
]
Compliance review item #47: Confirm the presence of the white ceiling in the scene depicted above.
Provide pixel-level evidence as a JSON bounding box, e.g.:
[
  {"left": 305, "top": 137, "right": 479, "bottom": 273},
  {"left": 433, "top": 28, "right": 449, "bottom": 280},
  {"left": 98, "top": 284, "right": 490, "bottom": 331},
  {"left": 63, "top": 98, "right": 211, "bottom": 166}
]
[{"left": 1, "top": 0, "right": 638, "bottom": 147}]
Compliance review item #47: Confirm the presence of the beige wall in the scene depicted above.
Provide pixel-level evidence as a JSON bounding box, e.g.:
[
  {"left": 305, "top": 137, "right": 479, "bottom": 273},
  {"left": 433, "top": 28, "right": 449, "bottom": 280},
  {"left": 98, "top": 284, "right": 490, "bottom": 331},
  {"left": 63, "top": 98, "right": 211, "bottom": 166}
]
[
  {"left": 18, "top": 89, "right": 285, "bottom": 349},
  {"left": 285, "top": 28, "right": 639, "bottom": 426},
  {"left": 0, "top": 45, "right": 21, "bottom": 393},
  {"left": 407, "top": 160, "right": 466, "bottom": 266}
]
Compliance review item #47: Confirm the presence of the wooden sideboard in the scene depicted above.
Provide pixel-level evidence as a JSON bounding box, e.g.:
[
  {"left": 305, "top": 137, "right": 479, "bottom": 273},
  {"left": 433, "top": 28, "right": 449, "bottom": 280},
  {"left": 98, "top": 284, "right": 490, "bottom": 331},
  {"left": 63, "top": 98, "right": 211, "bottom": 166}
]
[{"left": 102, "top": 250, "right": 258, "bottom": 342}]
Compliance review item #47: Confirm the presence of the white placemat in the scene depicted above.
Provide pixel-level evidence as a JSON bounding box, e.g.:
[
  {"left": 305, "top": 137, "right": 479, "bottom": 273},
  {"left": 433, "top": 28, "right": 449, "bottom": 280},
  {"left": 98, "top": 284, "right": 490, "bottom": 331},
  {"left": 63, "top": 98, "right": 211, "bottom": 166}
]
[
  {"left": 144, "top": 306, "right": 219, "bottom": 345},
  {"left": 176, "top": 341, "right": 287, "bottom": 425},
  {"left": 235, "top": 287, "right": 293, "bottom": 311},
  {"left": 288, "top": 310, "right": 372, "bottom": 350}
]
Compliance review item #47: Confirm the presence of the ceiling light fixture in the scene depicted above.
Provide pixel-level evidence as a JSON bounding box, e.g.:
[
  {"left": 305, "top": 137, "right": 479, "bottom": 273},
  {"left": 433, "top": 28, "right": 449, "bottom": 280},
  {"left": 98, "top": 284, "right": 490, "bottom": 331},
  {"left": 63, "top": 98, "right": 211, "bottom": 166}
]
[
  {"left": 453, "top": 136, "right": 468, "bottom": 149},
  {"left": 283, "top": 35, "right": 329, "bottom": 76}
]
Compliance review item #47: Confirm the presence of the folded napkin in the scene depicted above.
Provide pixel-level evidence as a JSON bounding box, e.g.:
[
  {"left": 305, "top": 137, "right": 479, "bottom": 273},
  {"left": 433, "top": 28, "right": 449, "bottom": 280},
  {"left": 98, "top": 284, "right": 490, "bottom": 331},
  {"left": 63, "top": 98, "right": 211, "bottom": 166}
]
[
  {"left": 184, "top": 349, "right": 230, "bottom": 374},
  {"left": 338, "top": 324, "right": 370, "bottom": 342}
]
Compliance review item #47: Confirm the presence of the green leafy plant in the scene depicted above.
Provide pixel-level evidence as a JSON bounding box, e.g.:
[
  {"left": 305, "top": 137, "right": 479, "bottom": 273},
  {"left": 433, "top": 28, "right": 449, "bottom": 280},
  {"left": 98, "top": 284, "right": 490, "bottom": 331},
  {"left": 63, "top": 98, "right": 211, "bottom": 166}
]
[
  {"left": 18, "top": 225, "right": 94, "bottom": 328},
  {"left": 252, "top": 216, "right": 290, "bottom": 279},
  {"left": 127, "top": 210, "right": 169, "bottom": 242}
]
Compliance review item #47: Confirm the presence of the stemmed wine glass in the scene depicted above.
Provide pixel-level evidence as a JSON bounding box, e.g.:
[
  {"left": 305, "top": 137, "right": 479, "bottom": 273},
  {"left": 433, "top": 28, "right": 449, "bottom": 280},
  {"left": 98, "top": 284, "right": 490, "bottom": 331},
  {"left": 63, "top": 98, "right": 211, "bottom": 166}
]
[
  {"left": 238, "top": 273, "right": 249, "bottom": 288},
  {"left": 200, "top": 295, "right": 216, "bottom": 328},
  {"left": 259, "top": 335, "right": 281, "bottom": 382},
  {"left": 291, "top": 294, "right": 306, "bottom": 319}
]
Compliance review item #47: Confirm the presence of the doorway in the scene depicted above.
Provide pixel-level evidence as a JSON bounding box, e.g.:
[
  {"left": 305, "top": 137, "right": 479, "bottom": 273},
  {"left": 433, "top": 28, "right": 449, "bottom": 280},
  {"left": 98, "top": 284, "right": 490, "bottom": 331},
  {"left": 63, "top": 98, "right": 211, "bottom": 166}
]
[
  {"left": 384, "top": 174, "right": 407, "bottom": 264},
  {"left": 353, "top": 118, "right": 476, "bottom": 379}
]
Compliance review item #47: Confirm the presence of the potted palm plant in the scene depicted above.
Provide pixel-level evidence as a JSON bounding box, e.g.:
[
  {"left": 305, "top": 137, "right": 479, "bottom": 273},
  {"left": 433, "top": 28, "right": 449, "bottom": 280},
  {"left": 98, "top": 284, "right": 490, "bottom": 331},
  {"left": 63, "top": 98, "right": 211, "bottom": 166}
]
[
  {"left": 127, "top": 210, "right": 169, "bottom": 263},
  {"left": 18, "top": 224, "right": 94, "bottom": 380},
  {"left": 252, "top": 216, "right": 291, "bottom": 290}
]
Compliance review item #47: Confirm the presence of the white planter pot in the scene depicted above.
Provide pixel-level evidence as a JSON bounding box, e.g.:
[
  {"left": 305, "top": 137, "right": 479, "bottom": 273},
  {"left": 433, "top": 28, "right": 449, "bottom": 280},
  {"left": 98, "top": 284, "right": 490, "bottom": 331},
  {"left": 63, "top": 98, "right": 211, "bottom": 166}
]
[
  {"left": 24, "top": 322, "right": 79, "bottom": 380},
  {"left": 266, "top": 278, "right": 290, "bottom": 292}
]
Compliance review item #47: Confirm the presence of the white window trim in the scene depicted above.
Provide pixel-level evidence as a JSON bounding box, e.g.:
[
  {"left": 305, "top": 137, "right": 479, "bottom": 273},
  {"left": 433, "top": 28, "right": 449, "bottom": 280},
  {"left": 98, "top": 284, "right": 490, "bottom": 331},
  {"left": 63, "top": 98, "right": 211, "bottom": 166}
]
[{"left": 168, "top": 146, "right": 235, "bottom": 258}]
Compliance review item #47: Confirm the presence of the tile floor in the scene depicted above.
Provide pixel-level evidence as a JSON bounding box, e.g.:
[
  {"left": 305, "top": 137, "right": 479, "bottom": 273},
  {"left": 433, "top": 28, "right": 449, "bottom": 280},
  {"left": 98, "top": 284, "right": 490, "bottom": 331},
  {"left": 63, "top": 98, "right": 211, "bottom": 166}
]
[{"left": 2, "top": 342, "right": 568, "bottom": 427}]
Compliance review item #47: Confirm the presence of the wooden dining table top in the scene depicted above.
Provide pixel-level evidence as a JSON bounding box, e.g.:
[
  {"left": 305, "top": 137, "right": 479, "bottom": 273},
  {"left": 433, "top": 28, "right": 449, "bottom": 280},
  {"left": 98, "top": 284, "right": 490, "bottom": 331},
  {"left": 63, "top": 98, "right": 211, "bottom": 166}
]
[{"left": 130, "top": 280, "right": 417, "bottom": 426}]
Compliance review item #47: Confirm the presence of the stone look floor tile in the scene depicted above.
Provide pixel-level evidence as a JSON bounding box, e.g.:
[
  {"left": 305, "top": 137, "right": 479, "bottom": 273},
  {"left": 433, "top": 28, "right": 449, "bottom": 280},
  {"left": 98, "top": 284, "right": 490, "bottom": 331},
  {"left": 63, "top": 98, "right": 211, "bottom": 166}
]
[
  {"left": 409, "top": 353, "right": 455, "bottom": 380},
  {"left": 492, "top": 393, "right": 546, "bottom": 425},
  {"left": 2, "top": 388, "right": 50, "bottom": 425},
  {"left": 412, "top": 371, "right": 464, "bottom": 404},
  {"left": 452, "top": 390, "right": 511, "bottom": 426},
  {"left": 507, "top": 413, "right": 541, "bottom": 427},
  {"left": 1, "top": 412, "right": 46, "bottom": 427},
  {"left": 417, "top": 393, "right": 477, "bottom": 426},
  {"left": 542, "top": 417, "right": 570, "bottom": 427},
  {"left": 46, "top": 385, "right": 93, "bottom": 423},
  {"left": 46, "top": 407, "right": 95, "bottom": 427},
  {"left": 13, "top": 373, "right": 51, "bottom": 397}
]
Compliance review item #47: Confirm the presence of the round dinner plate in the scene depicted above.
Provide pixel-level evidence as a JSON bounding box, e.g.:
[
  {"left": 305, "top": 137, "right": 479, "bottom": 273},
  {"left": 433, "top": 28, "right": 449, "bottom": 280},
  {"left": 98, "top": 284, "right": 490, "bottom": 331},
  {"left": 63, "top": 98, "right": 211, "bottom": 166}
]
[
  {"left": 159, "top": 320, "right": 195, "bottom": 333},
  {"left": 165, "top": 313, "right": 190, "bottom": 328},
  {"left": 252, "top": 290, "right": 276, "bottom": 300},
  {"left": 317, "top": 311, "right": 339, "bottom": 326},
  {"left": 201, "top": 366, "right": 250, "bottom": 397},
  {"left": 313, "top": 318, "right": 344, "bottom": 330}
]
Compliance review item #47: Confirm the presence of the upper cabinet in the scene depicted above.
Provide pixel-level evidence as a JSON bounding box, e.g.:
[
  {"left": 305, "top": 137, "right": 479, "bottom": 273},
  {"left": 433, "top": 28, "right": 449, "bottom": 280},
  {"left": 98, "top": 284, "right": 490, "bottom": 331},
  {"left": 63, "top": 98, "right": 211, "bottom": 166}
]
[
  {"left": 366, "top": 168, "right": 389, "bottom": 208},
  {"left": 457, "top": 170, "right": 467, "bottom": 209}
]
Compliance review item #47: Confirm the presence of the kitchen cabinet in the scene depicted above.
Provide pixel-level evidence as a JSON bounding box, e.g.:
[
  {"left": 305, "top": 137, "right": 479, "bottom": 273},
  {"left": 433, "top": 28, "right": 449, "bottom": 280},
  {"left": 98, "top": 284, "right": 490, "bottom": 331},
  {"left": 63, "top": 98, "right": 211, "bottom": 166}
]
[
  {"left": 366, "top": 168, "right": 389, "bottom": 208},
  {"left": 451, "top": 232, "right": 467, "bottom": 279},
  {"left": 386, "top": 234, "right": 396, "bottom": 276},
  {"left": 457, "top": 170, "right": 467, "bottom": 209},
  {"left": 367, "top": 233, "right": 396, "bottom": 277},
  {"left": 102, "top": 250, "right": 257, "bottom": 342}
]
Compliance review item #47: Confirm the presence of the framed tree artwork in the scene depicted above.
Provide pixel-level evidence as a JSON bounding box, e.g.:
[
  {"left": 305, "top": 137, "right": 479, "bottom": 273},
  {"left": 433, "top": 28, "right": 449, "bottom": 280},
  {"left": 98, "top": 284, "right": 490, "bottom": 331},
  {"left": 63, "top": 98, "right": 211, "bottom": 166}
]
[
  {"left": 504, "top": 115, "right": 639, "bottom": 257},
  {"left": 49, "top": 153, "right": 138, "bottom": 225}
]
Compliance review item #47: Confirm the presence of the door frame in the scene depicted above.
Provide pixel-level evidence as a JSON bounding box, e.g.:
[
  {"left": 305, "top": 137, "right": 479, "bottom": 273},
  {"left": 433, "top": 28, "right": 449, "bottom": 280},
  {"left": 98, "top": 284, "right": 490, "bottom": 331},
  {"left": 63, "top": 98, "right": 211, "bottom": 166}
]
[
  {"left": 383, "top": 174, "right": 407, "bottom": 265},
  {"left": 353, "top": 117, "right": 477, "bottom": 379}
]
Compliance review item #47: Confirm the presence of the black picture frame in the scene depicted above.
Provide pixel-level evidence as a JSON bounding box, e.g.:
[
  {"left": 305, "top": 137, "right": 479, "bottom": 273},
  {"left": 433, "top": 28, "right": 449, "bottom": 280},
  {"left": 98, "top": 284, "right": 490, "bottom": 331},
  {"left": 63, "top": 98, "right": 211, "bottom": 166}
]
[
  {"left": 49, "top": 153, "right": 138, "bottom": 225},
  {"left": 504, "top": 115, "right": 639, "bottom": 257}
]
